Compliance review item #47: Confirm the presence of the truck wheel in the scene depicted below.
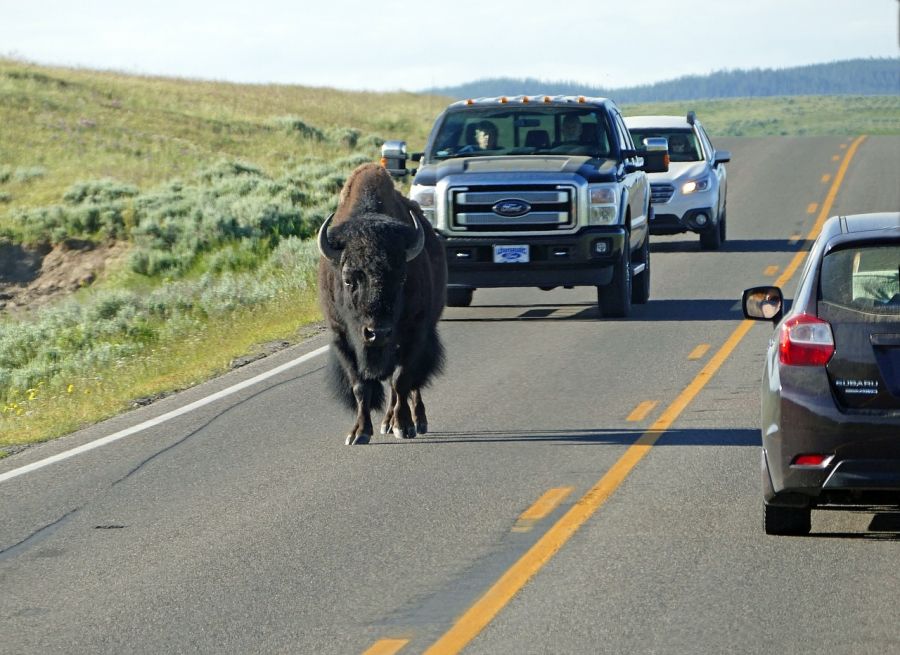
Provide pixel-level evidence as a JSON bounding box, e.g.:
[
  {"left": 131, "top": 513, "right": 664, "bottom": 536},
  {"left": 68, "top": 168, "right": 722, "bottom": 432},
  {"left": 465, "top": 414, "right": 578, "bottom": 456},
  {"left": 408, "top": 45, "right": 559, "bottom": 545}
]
[
  {"left": 631, "top": 235, "right": 650, "bottom": 305},
  {"left": 699, "top": 221, "right": 722, "bottom": 250},
  {"left": 598, "top": 240, "right": 632, "bottom": 318},
  {"left": 764, "top": 503, "right": 811, "bottom": 536},
  {"left": 446, "top": 288, "right": 474, "bottom": 307}
]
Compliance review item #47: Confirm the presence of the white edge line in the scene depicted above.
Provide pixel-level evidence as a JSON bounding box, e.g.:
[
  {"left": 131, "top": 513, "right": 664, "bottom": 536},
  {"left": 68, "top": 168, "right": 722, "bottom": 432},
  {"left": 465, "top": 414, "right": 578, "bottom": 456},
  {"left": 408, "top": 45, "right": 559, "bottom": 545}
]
[{"left": 0, "top": 345, "right": 329, "bottom": 484}]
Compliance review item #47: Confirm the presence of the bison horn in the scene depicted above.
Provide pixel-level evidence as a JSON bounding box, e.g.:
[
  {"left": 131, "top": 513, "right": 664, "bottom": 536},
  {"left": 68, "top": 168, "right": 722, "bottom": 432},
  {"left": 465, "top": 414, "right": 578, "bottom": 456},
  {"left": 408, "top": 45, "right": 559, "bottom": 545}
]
[
  {"left": 406, "top": 211, "right": 425, "bottom": 262},
  {"left": 317, "top": 213, "right": 342, "bottom": 265}
]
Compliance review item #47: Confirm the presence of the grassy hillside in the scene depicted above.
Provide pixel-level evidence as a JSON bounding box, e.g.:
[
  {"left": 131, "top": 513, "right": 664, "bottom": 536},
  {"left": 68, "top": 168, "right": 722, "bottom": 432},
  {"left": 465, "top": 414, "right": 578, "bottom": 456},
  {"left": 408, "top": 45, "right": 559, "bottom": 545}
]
[{"left": 1, "top": 58, "right": 898, "bottom": 452}]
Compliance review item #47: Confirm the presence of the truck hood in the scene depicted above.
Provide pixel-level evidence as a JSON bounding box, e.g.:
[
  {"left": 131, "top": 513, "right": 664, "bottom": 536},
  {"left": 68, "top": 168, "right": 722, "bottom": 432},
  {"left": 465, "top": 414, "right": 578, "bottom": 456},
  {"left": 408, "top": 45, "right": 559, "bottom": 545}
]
[
  {"left": 412, "top": 155, "right": 619, "bottom": 186},
  {"left": 646, "top": 161, "right": 708, "bottom": 184}
]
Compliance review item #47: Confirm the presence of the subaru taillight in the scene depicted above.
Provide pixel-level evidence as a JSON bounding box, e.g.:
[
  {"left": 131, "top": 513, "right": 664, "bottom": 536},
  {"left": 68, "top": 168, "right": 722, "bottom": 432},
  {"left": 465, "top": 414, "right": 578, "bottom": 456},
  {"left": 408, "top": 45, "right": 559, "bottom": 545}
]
[{"left": 778, "top": 314, "right": 835, "bottom": 366}]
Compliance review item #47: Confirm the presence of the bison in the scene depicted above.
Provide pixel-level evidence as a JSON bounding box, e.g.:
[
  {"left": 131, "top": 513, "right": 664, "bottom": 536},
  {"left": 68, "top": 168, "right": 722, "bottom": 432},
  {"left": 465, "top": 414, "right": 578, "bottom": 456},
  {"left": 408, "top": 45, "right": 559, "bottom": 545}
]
[{"left": 317, "top": 163, "right": 447, "bottom": 445}]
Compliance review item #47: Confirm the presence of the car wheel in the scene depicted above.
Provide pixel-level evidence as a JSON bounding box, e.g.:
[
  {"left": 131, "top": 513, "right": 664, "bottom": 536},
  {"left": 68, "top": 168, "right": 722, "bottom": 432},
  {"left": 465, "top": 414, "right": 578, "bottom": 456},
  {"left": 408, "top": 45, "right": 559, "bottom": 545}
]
[
  {"left": 598, "top": 237, "right": 632, "bottom": 318},
  {"left": 446, "top": 288, "right": 474, "bottom": 307},
  {"left": 718, "top": 205, "right": 727, "bottom": 243},
  {"left": 699, "top": 221, "right": 722, "bottom": 250},
  {"left": 764, "top": 503, "right": 811, "bottom": 536},
  {"left": 631, "top": 235, "right": 650, "bottom": 305}
]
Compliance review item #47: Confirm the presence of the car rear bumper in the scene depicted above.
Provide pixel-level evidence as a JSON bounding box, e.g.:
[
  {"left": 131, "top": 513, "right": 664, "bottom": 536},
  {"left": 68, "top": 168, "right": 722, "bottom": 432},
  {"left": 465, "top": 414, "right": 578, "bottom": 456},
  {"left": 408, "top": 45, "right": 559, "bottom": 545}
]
[
  {"left": 763, "top": 373, "right": 900, "bottom": 506},
  {"left": 440, "top": 228, "right": 626, "bottom": 289}
]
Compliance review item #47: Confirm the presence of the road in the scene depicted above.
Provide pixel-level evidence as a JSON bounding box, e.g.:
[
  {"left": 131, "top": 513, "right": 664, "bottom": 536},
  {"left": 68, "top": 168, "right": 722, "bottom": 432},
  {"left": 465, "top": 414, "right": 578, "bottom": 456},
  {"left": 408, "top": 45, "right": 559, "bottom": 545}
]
[{"left": 2, "top": 136, "right": 899, "bottom": 655}]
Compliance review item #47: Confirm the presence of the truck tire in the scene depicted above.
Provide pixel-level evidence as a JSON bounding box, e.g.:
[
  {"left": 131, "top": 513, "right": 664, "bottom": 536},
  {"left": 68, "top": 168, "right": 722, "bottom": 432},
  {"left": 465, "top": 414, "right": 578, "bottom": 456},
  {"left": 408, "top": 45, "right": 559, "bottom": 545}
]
[
  {"left": 598, "top": 239, "right": 632, "bottom": 318},
  {"left": 631, "top": 235, "right": 650, "bottom": 305},
  {"left": 446, "top": 287, "right": 474, "bottom": 307}
]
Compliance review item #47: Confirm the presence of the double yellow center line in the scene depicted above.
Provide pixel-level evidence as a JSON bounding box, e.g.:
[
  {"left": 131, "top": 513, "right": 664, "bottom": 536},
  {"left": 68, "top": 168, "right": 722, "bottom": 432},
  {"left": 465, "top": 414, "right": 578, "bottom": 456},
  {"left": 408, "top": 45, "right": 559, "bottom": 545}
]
[{"left": 369, "top": 135, "right": 867, "bottom": 655}]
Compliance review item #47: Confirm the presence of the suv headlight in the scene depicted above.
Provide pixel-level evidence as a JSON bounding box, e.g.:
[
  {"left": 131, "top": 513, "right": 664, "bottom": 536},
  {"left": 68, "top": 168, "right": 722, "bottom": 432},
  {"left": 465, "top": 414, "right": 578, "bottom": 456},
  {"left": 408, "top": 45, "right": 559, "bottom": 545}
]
[
  {"left": 409, "top": 185, "right": 435, "bottom": 224},
  {"left": 681, "top": 177, "right": 710, "bottom": 194},
  {"left": 588, "top": 186, "right": 618, "bottom": 225}
]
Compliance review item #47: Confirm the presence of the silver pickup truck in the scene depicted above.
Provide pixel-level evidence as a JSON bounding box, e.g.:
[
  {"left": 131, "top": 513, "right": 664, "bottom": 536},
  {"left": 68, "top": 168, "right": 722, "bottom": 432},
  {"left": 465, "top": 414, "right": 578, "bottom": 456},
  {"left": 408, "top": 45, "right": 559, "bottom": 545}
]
[{"left": 382, "top": 95, "right": 667, "bottom": 317}]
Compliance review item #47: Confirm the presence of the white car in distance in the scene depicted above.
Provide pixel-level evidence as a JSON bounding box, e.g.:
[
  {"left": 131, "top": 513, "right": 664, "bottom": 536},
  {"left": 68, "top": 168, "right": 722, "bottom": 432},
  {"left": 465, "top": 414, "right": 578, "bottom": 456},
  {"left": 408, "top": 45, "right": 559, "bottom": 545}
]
[{"left": 625, "top": 112, "right": 730, "bottom": 250}]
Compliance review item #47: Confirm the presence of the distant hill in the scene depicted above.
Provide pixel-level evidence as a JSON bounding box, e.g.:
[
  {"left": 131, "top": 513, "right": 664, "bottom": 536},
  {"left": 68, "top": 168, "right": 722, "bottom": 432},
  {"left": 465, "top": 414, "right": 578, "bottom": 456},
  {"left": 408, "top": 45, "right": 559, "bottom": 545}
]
[{"left": 427, "top": 58, "right": 899, "bottom": 102}]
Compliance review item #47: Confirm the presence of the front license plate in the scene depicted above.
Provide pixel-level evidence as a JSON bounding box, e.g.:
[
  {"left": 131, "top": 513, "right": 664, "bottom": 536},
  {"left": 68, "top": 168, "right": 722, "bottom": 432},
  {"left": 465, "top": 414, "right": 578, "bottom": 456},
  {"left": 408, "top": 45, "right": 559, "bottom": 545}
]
[{"left": 493, "top": 245, "right": 529, "bottom": 264}]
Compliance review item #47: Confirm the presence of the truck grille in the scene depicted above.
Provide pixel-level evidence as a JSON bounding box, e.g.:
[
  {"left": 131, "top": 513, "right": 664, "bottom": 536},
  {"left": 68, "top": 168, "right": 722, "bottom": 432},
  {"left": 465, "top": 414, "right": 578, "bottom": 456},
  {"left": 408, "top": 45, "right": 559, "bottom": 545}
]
[
  {"left": 449, "top": 185, "right": 575, "bottom": 232},
  {"left": 650, "top": 183, "right": 675, "bottom": 204}
]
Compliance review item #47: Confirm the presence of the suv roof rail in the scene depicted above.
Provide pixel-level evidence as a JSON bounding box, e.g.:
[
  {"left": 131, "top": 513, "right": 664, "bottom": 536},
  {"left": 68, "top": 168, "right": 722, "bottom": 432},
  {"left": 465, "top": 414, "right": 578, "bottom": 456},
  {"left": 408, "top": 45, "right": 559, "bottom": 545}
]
[{"left": 686, "top": 110, "right": 696, "bottom": 125}]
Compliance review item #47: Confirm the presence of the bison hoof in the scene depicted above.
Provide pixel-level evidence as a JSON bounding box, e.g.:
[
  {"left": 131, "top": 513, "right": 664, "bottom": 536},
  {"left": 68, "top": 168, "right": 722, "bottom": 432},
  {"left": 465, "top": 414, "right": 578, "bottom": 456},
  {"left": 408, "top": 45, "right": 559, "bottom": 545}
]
[
  {"left": 345, "top": 433, "right": 371, "bottom": 446},
  {"left": 393, "top": 425, "right": 417, "bottom": 440},
  {"left": 416, "top": 421, "right": 428, "bottom": 435},
  {"left": 380, "top": 422, "right": 390, "bottom": 435}
]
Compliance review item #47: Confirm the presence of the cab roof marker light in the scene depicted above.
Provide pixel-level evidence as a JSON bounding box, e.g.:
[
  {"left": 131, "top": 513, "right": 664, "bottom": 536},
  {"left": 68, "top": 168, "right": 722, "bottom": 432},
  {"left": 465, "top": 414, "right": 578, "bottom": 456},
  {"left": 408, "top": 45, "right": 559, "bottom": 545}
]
[
  {"left": 543, "top": 96, "right": 552, "bottom": 103},
  {"left": 522, "top": 96, "right": 530, "bottom": 103},
  {"left": 500, "top": 96, "right": 508, "bottom": 104},
  {"left": 578, "top": 96, "right": 586, "bottom": 103},
  {"left": 466, "top": 99, "right": 474, "bottom": 105}
]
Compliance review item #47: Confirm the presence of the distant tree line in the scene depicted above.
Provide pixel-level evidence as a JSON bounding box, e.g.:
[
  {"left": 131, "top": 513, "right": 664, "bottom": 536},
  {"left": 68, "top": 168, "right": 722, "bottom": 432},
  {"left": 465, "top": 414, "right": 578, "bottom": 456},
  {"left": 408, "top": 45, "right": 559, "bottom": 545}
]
[{"left": 428, "top": 58, "right": 900, "bottom": 102}]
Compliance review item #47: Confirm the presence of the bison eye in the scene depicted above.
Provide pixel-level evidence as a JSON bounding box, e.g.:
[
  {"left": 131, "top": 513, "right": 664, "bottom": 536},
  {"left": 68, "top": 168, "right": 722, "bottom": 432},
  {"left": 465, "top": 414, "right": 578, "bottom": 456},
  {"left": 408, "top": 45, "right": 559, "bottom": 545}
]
[{"left": 342, "top": 275, "right": 356, "bottom": 289}]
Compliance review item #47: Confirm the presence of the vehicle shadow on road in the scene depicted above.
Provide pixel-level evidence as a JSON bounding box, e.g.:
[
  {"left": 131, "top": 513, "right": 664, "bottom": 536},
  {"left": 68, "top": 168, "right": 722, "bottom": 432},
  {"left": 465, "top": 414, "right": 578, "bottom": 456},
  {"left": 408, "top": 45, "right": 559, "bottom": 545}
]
[
  {"left": 651, "top": 238, "right": 805, "bottom": 254},
  {"left": 443, "top": 299, "right": 742, "bottom": 322},
  {"left": 812, "top": 512, "right": 900, "bottom": 541},
  {"left": 382, "top": 427, "right": 758, "bottom": 447}
]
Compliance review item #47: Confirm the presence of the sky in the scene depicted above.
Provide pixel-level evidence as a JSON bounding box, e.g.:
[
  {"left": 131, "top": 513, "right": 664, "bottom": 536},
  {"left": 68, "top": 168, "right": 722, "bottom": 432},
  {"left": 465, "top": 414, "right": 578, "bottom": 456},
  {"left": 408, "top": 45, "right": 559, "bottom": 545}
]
[{"left": 1, "top": 0, "right": 898, "bottom": 92}]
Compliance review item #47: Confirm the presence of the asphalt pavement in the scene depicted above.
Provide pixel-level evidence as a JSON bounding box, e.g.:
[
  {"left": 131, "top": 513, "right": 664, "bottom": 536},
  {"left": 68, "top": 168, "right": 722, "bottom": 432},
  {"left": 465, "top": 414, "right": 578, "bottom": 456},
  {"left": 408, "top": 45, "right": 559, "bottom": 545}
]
[{"left": 1, "top": 135, "right": 899, "bottom": 655}]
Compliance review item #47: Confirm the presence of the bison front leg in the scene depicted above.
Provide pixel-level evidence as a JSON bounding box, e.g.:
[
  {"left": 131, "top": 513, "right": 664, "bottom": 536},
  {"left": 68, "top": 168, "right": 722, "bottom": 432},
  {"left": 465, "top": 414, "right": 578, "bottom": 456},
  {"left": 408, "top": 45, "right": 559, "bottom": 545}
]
[
  {"left": 346, "top": 381, "right": 376, "bottom": 445},
  {"left": 380, "top": 387, "right": 397, "bottom": 435},
  {"left": 389, "top": 373, "right": 416, "bottom": 440}
]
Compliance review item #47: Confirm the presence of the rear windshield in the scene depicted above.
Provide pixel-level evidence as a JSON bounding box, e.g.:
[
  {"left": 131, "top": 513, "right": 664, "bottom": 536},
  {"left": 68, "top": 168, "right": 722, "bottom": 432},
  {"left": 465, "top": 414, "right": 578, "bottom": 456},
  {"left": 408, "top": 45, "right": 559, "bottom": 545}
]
[
  {"left": 820, "top": 244, "right": 900, "bottom": 314},
  {"left": 628, "top": 128, "right": 702, "bottom": 162},
  {"left": 428, "top": 107, "right": 614, "bottom": 161}
]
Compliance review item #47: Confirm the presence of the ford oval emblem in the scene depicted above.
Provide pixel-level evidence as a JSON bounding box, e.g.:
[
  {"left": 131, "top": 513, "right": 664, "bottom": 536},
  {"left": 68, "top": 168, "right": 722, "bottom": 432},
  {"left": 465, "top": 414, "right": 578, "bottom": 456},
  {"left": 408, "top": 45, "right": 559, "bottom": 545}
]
[{"left": 492, "top": 199, "right": 531, "bottom": 217}]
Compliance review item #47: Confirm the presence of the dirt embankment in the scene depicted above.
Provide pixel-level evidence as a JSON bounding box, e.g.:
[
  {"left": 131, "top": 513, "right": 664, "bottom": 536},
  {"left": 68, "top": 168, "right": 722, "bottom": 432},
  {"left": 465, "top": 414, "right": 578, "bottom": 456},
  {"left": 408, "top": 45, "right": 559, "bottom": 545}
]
[{"left": 0, "top": 240, "right": 128, "bottom": 312}]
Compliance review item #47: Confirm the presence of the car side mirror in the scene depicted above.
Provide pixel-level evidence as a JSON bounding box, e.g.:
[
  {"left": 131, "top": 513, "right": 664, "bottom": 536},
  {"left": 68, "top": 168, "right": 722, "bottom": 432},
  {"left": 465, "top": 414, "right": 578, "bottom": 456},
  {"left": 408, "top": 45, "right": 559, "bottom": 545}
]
[{"left": 742, "top": 286, "right": 783, "bottom": 323}]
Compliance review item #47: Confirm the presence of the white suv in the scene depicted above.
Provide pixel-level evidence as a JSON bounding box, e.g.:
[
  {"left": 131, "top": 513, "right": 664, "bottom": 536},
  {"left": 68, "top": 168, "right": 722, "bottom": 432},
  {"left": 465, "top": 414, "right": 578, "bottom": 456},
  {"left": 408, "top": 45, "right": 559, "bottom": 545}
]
[{"left": 624, "top": 112, "right": 730, "bottom": 250}]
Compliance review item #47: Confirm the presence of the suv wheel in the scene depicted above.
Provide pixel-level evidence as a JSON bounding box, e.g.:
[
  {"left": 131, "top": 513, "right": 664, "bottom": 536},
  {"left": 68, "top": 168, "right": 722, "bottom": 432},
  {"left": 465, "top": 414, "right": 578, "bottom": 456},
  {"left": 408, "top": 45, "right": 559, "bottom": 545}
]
[
  {"left": 699, "top": 221, "right": 722, "bottom": 250},
  {"left": 764, "top": 503, "right": 811, "bottom": 536},
  {"left": 598, "top": 238, "right": 632, "bottom": 318},
  {"left": 446, "top": 287, "right": 474, "bottom": 307},
  {"left": 718, "top": 205, "right": 727, "bottom": 243},
  {"left": 631, "top": 235, "right": 650, "bottom": 305}
]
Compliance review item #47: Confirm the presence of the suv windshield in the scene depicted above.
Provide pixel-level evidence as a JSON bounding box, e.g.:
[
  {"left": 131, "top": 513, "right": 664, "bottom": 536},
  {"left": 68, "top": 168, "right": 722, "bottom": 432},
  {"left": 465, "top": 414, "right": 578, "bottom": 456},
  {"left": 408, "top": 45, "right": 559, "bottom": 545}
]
[
  {"left": 820, "top": 244, "right": 900, "bottom": 313},
  {"left": 428, "top": 107, "right": 614, "bottom": 162},
  {"left": 629, "top": 128, "right": 702, "bottom": 162}
]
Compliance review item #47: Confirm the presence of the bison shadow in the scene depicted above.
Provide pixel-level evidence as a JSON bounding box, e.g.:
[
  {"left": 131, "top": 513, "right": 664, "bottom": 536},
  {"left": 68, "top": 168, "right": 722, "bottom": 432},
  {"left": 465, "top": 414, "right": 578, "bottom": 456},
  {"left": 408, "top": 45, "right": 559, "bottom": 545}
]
[{"left": 372, "top": 427, "right": 759, "bottom": 447}]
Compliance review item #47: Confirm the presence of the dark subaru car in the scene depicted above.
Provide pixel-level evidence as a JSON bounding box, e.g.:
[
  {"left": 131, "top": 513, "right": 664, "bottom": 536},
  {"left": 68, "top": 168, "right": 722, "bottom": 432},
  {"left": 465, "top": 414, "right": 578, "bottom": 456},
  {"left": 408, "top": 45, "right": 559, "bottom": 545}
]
[{"left": 742, "top": 212, "right": 900, "bottom": 535}]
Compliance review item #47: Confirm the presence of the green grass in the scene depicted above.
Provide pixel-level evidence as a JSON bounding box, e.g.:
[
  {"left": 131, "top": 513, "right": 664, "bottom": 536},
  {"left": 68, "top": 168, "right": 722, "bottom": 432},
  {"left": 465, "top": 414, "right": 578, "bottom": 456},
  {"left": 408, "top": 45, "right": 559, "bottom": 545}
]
[{"left": 1, "top": 57, "right": 898, "bottom": 451}]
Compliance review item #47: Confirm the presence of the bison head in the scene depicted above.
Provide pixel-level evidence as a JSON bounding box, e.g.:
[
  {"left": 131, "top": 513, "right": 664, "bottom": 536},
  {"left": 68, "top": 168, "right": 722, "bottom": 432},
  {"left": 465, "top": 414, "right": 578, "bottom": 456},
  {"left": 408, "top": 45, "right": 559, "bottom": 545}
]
[{"left": 318, "top": 211, "right": 425, "bottom": 379}]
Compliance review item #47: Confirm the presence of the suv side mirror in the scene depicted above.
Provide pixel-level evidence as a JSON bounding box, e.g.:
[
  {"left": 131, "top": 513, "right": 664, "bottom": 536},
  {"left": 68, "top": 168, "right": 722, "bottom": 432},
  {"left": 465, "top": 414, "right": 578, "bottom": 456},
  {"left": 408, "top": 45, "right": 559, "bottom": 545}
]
[
  {"left": 714, "top": 150, "right": 731, "bottom": 166},
  {"left": 381, "top": 140, "right": 409, "bottom": 178},
  {"left": 742, "top": 286, "right": 783, "bottom": 323}
]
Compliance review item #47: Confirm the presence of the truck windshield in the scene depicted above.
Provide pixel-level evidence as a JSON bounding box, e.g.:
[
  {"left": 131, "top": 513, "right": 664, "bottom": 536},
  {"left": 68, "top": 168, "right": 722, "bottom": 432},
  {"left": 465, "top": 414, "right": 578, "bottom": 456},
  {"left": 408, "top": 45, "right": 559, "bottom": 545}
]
[
  {"left": 628, "top": 128, "right": 702, "bottom": 162},
  {"left": 428, "top": 108, "right": 614, "bottom": 161}
]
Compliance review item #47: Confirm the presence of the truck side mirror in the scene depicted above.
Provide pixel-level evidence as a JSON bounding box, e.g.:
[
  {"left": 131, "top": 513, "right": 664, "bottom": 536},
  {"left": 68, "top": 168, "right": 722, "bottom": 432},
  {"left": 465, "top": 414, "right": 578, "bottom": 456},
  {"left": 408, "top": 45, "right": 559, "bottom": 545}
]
[
  {"left": 381, "top": 140, "right": 409, "bottom": 178},
  {"left": 639, "top": 137, "right": 670, "bottom": 173}
]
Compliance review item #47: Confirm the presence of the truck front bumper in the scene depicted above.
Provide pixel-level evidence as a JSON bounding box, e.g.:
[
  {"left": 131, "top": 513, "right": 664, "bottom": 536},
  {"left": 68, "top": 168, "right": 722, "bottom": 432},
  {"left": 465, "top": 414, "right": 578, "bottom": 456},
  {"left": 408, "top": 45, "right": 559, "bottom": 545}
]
[{"left": 440, "top": 227, "right": 626, "bottom": 289}]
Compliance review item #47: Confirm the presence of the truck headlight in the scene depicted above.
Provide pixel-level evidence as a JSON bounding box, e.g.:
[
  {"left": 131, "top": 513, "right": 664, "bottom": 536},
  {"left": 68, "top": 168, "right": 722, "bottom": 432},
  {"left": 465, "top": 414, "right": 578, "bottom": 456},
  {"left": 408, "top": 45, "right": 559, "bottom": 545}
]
[
  {"left": 682, "top": 177, "right": 710, "bottom": 194},
  {"left": 588, "top": 186, "right": 618, "bottom": 225},
  {"left": 410, "top": 185, "right": 435, "bottom": 224}
]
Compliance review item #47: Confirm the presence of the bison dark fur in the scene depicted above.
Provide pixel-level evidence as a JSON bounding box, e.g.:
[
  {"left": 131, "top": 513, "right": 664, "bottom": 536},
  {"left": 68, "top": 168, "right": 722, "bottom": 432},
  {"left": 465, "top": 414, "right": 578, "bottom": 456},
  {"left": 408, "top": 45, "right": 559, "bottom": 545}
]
[{"left": 317, "top": 164, "right": 446, "bottom": 445}]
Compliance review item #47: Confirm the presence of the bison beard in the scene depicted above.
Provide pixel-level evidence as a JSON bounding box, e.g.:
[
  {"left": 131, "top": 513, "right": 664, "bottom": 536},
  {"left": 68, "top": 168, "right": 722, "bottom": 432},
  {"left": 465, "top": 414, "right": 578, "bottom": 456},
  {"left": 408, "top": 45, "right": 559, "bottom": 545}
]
[{"left": 318, "top": 163, "right": 447, "bottom": 445}]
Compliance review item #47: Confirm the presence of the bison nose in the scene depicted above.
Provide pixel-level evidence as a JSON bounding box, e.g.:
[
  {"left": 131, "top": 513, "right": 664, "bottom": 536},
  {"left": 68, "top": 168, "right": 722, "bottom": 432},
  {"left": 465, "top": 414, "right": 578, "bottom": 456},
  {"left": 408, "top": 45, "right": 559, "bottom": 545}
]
[{"left": 363, "top": 325, "right": 392, "bottom": 343}]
